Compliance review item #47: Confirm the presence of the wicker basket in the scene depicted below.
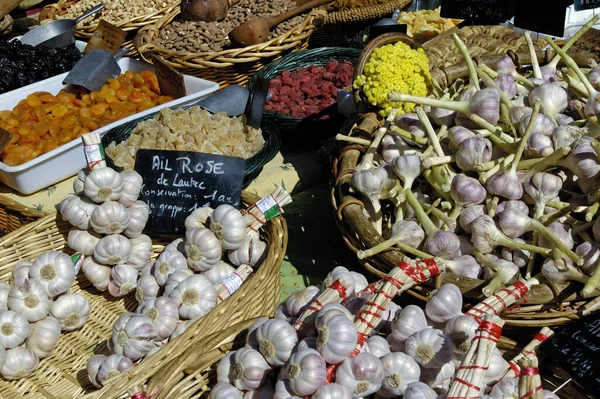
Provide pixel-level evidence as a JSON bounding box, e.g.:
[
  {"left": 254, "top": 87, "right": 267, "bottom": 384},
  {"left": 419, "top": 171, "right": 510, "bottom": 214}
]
[
  {"left": 331, "top": 114, "right": 600, "bottom": 328},
  {"left": 324, "top": 0, "right": 412, "bottom": 24},
  {"left": 134, "top": 8, "right": 327, "bottom": 88},
  {"left": 0, "top": 191, "right": 287, "bottom": 398},
  {"left": 0, "top": 195, "right": 46, "bottom": 236}
]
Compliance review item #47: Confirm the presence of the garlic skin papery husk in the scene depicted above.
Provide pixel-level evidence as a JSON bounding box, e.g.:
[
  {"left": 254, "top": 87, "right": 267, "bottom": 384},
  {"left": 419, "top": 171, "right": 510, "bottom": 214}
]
[
  {"left": 111, "top": 312, "right": 157, "bottom": 361},
  {"left": 405, "top": 328, "right": 453, "bottom": 369},
  {"left": 392, "top": 153, "right": 421, "bottom": 189},
  {"left": 216, "top": 347, "right": 271, "bottom": 391},
  {"left": 495, "top": 73, "right": 518, "bottom": 99},
  {"left": 425, "top": 284, "right": 463, "bottom": 324},
  {"left": 29, "top": 251, "right": 75, "bottom": 298},
  {"left": 424, "top": 231, "right": 461, "bottom": 260},
  {"left": 136, "top": 275, "right": 160, "bottom": 304},
  {"left": 128, "top": 234, "right": 153, "bottom": 270},
  {"left": 455, "top": 136, "right": 493, "bottom": 171},
  {"left": 246, "top": 317, "right": 269, "bottom": 348},
  {"left": 518, "top": 112, "right": 554, "bottom": 137},
  {"left": 0, "top": 282, "right": 10, "bottom": 311},
  {"left": 253, "top": 318, "right": 298, "bottom": 367},
  {"left": 184, "top": 227, "right": 222, "bottom": 272},
  {"left": 93, "top": 234, "right": 132, "bottom": 266},
  {"left": 553, "top": 125, "right": 584, "bottom": 149},
  {"left": 228, "top": 231, "right": 266, "bottom": 267},
  {"left": 67, "top": 228, "right": 101, "bottom": 256},
  {"left": 118, "top": 170, "right": 143, "bottom": 208},
  {"left": 1, "top": 347, "right": 39, "bottom": 380},
  {"left": 108, "top": 264, "right": 139, "bottom": 297},
  {"left": 164, "top": 269, "right": 194, "bottom": 296},
  {"left": 153, "top": 250, "right": 188, "bottom": 286},
  {"left": 317, "top": 313, "right": 358, "bottom": 364},
  {"left": 185, "top": 207, "right": 214, "bottom": 230},
  {"left": 51, "top": 293, "right": 91, "bottom": 331},
  {"left": 323, "top": 266, "right": 356, "bottom": 297},
  {"left": 285, "top": 285, "right": 320, "bottom": 317},
  {"left": 524, "top": 172, "right": 563, "bottom": 217},
  {"left": 86, "top": 354, "right": 106, "bottom": 388},
  {"left": 137, "top": 297, "right": 179, "bottom": 340},
  {"left": 314, "top": 303, "right": 353, "bottom": 328},
  {"left": 210, "top": 382, "right": 243, "bottom": 399},
  {"left": 210, "top": 204, "right": 247, "bottom": 250},
  {"left": 59, "top": 194, "right": 97, "bottom": 229},
  {"left": 312, "top": 383, "right": 353, "bottom": 399},
  {"left": 7, "top": 280, "right": 50, "bottom": 322},
  {"left": 483, "top": 347, "right": 510, "bottom": 385},
  {"left": 351, "top": 272, "right": 369, "bottom": 293},
  {"left": 202, "top": 260, "right": 235, "bottom": 285},
  {"left": 0, "top": 310, "right": 30, "bottom": 348},
  {"left": 459, "top": 204, "right": 485, "bottom": 234},
  {"left": 366, "top": 335, "right": 391, "bottom": 358},
  {"left": 26, "top": 316, "right": 61, "bottom": 359},
  {"left": 335, "top": 352, "right": 385, "bottom": 398},
  {"left": 90, "top": 201, "right": 131, "bottom": 235},
  {"left": 284, "top": 348, "right": 327, "bottom": 396},
  {"left": 528, "top": 133, "right": 554, "bottom": 157},
  {"left": 378, "top": 352, "right": 421, "bottom": 397},
  {"left": 528, "top": 83, "right": 568, "bottom": 119},
  {"left": 420, "top": 359, "right": 455, "bottom": 389},
  {"left": 10, "top": 260, "right": 31, "bottom": 289},
  {"left": 96, "top": 354, "right": 134, "bottom": 386},
  {"left": 448, "top": 126, "right": 476, "bottom": 151},
  {"left": 243, "top": 383, "right": 275, "bottom": 399},
  {"left": 84, "top": 167, "right": 124, "bottom": 203},
  {"left": 487, "top": 376, "right": 518, "bottom": 399},
  {"left": 165, "top": 238, "right": 186, "bottom": 255},
  {"left": 82, "top": 256, "right": 111, "bottom": 291},
  {"left": 444, "top": 315, "right": 479, "bottom": 355},
  {"left": 502, "top": 243, "right": 530, "bottom": 269},
  {"left": 576, "top": 242, "right": 600, "bottom": 275},
  {"left": 388, "top": 305, "right": 429, "bottom": 351},
  {"left": 73, "top": 169, "right": 88, "bottom": 196},
  {"left": 124, "top": 200, "right": 150, "bottom": 238},
  {"left": 169, "top": 274, "right": 217, "bottom": 320},
  {"left": 496, "top": 200, "right": 530, "bottom": 215},
  {"left": 403, "top": 381, "right": 438, "bottom": 399}
]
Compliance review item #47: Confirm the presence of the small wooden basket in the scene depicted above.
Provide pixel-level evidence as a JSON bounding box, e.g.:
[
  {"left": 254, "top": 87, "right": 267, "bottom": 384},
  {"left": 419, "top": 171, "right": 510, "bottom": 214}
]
[{"left": 0, "top": 191, "right": 287, "bottom": 399}]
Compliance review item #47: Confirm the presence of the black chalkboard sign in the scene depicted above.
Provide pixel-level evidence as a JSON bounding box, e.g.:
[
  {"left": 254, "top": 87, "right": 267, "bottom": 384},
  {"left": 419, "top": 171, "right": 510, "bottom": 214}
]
[
  {"left": 541, "top": 315, "right": 600, "bottom": 398},
  {"left": 440, "top": 0, "right": 516, "bottom": 25},
  {"left": 514, "top": 0, "right": 570, "bottom": 37},
  {"left": 134, "top": 149, "right": 245, "bottom": 234},
  {"left": 575, "top": 0, "right": 600, "bottom": 11}
]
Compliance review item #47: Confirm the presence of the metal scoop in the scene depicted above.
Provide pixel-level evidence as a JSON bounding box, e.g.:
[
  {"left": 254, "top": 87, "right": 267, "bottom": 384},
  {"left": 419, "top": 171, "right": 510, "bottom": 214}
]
[
  {"left": 20, "top": 3, "right": 104, "bottom": 48},
  {"left": 62, "top": 47, "right": 128, "bottom": 91}
]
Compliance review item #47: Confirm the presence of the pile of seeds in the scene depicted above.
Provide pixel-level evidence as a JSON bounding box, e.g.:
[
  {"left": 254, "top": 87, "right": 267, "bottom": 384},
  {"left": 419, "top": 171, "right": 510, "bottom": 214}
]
[{"left": 58, "top": 0, "right": 178, "bottom": 24}]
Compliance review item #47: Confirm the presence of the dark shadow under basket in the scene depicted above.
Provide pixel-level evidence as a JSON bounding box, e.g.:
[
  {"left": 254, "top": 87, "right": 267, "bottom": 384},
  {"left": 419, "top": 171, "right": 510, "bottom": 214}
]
[
  {"left": 246, "top": 47, "right": 361, "bottom": 151},
  {"left": 101, "top": 106, "right": 280, "bottom": 188}
]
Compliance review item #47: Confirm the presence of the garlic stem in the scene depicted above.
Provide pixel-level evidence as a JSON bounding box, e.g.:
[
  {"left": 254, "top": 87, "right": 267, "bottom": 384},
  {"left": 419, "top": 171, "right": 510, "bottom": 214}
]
[
  {"left": 335, "top": 134, "right": 370, "bottom": 146},
  {"left": 548, "top": 16, "right": 599, "bottom": 71},
  {"left": 479, "top": 164, "right": 502, "bottom": 184},
  {"left": 453, "top": 33, "right": 480, "bottom": 91},
  {"left": 357, "top": 110, "right": 398, "bottom": 171},
  {"left": 527, "top": 218, "right": 583, "bottom": 265},
  {"left": 423, "top": 169, "right": 452, "bottom": 201},
  {"left": 482, "top": 266, "right": 519, "bottom": 297},
  {"left": 474, "top": 129, "right": 516, "bottom": 144},
  {"left": 481, "top": 63, "right": 534, "bottom": 89},
  {"left": 480, "top": 129, "right": 515, "bottom": 154},
  {"left": 521, "top": 146, "right": 572, "bottom": 181},
  {"left": 431, "top": 76, "right": 445, "bottom": 97},
  {"left": 516, "top": 158, "right": 543, "bottom": 170},
  {"left": 582, "top": 258, "right": 600, "bottom": 297},
  {"left": 423, "top": 155, "right": 455, "bottom": 168},
  {"left": 524, "top": 32, "right": 542, "bottom": 80},
  {"left": 545, "top": 38, "right": 597, "bottom": 98},
  {"left": 420, "top": 199, "right": 457, "bottom": 230},
  {"left": 477, "top": 155, "right": 515, "bottom": 172},
  {"left": 476, "top": 67, "right": 512, "bottom": 108},
  {"left": 405, "top": 189, "right": 439, "bottom": 235},
  {"left": 525, "top": 234, "right": 538, "bottom": 279},
  {"left": 389, "top": 125, "right": 428, "bottom": 145},
  {"left": 416, "top": 107, "right": 445, "bottom": 157},
  {"left": 499, "top": 237, "right": 551, "bottom": 256},
  {"left": 486, "top": 196, "right": 499, "bottom": 217},
  {"left": 509, "top": 100, "right": 541, "bottom": 175},
  {"left": 586, "top": 203, "right": 600, "bottom": 222},
  {"left": 358, "top": 236, "right": 430, "bottom": 259}
]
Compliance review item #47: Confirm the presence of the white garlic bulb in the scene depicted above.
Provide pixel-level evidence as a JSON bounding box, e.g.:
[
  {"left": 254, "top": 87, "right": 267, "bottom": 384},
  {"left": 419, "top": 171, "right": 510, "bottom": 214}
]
[
  {"left": 210, "top": 382, "right": 243, "bottom": 399},
  {"left": 317, "top": 313, "right": 357, "bottom": 364},
  {"left": 10, "top": 260, "right": 31, "bottom": 288},
  {"left": 285, "top": 285, "right": 320, "bottom": 317},
  {"left": 82, "top": 256, "right": 111, "bottom": 291},
  {"left": 253, "top": 318, "right": 298, "bottom": 366},
  {"left": 420, "top": 360, "right": 455, "bottom": 389},
  {"left": 67, "top": 228, "right": 101, "bottom": 256},
  {"left": 246, "top": 317, "right": 269, "bottom": 348},
  {"left": 365, "top": 335, "right": 391, "bottom": 358},
  {"left": 444, "top": 315, "right": 479, "bottom": 354},
  {"left": 405, "top": 328, "right": 453, "bottom": 369},
  {"left": 136, "top": 275, "right": 160, "bottom": 304},
  {"left": 323, "top": 266, "right": 356, "bottom": 296},
  {"left": 210, "top": 204, "right": 247, "bottom": 250},
  {"left": 425, "top": 284, "right": 463, "bottom": 324},
  {"left": 185, "top": 207, "right": 213, "bottom": 230},
  {"left": 483, "top": 347, "right": 510, "bottom": 386},
  {"left": 1, "top": 347, "right": 39, "bottom": 380},
  {"left": 124, "top": 200, "right": 149, "bottom": 238},
  {"left": 84, "top": 167, "right": 124, "bottom": 203},
  {"left": 137, "top": 297, "right": 179, "bottom": 340},
  {"left": 169, "top": 319, "right": 196, "bottom": 342},
  {"left": 243, "top": 383, "right": 275, "bottom": 398},
  {"left": 274, "top": 378, "right": 301, "bottom": 399},
  {"left": 153, "top": 250, "right": 188, "bottom": 286},
  {"left": 312, "top": 383, "right": 353, "bottom": 399},
  {"left": 314, "top": 303, "right": 353, "bottom": 328},
  {"left": 202, "top": 260, "right": 235, "bottom": 285},
  {"left": 111, "top": 312, "right": 157, "bottom": 361},
  {"left": 0, "top": 281, "right": 9, "bottom": 311},
  {"left": 73, "top": 169, "right": 88, "bottom": 196},
  {"left": 0, "top": 310, "right": 30, "bottom": 348},
  {"left": 26, "top": 316, "right": 61, "bottom": 359},
  {"left": 87, "top": 354, "right": 106, "bottom": 388},
  {"left": 119, "top": 170, "right": 143, "bottom": 207},
  {"left": 165, "top": 237, "right": 186, "bottom": 254},
  {"left": 169, "top": 274, "right": 217, "bottom": 320},
  {"left": 284, "top": 348, "right": 327, "bottom": 396},
  {"left": 93, "top": 234, "right": 132, "bottom": 266},
  {"left": 96, "top": 354, "right": 133, "bottom": 386},
  {"left": 128, "top": 234, "right": 153, "bottom": 270},
  {"left": 216, "top": 347, "right": 271, "bottom": 391},
  {"left": 185, "top": 227, "right": 222, "bottom": 271},
  {"left": 29, "top": 251, "right": 75, "bottom": 298},
  {"left": 108, "top": 264, "right": 139, "bottom": 297},
  {"left": 378, "top": 352, "right": 421, "bottom": 397},
  {"left": 388, "top": 305, "right": 429, "bottom": 351},
  {"left": 50, "top": 293, "right": 91, "bottom": 331},
  {"left": 228, "top": 231, "right": 266, "bottom": 267},
  {"left": 8, "top": 280, "right": 50, "bottom": 322},
  {"left": 403, "top": 381, "right": 438, "bottom": 399},
  {"left": 350, "top": 272, "right": 369, "bottom": 294},
  {"left": 90, "top": 201, "right": 131, "bottom": 235},
  {"left": 59, "top": 194, "right": 97, "bottom": 229},
  {"left": 335, "top": 352, "right": 384, "bottom": 398},
  {"left": 164, "top": 269, "right": 194, "bottom": 296}
]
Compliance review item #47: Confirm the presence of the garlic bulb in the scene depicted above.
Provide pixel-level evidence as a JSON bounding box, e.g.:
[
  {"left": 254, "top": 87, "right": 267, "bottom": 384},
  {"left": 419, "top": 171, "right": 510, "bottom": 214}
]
[
  {"left": 425, "top": 284, "right": 463, "bottom": 324},
  {"left": 284, "top": 348, "right": 327, "bottom": 396},
  {"left": 184, "top": 227, "right": 222, "bottom": 271},
  {"left": 111, "top": 312, "right": 157, "bottom": 361},
  {"left": 128, "top": 234, "right": 153, "bottom": 270},
  {"left": 483, "top": 347, "right": 509, "bottom": 385},
  {"left": 323, "top": 266, "right": 356, "bottom": 296},
  {"left": 73, "top": 169, "right": 88, "bottom": 196},
  {"left": 444, "top": 314, "right": 479, "bottom": 354},
  {"left": 119, "top": 170, "right": 143, "bottom": 207},
  {"left": 96, "top": 354, "right": 133, "bottom": 386},
  {"left": 420, "top": 360, "right": 455, "bottom": 388},
  {"left": 366, "top": 335, "right": 391, "bottom": 358},
  {"left": 26, "top": 316, "right": 61, "bottom": 359},
  {"left": 169, "top": 319, "right": 196, "bottom": 341},
  {"left": 82, "top": 256, "right": 111, "bottom": 291},
  {"left": 0, "top": 282, "right": 9, "bottom": 311},
  {"left": 228, "top": 231, "right": 266, "bottom": 267},
  {"left": 0, "top": 310, "right": 30, "bottom": 348},
  {"left": 285, "top": 285, "right": 320, "bottom": 317},
  {"left": 165, "top": 237, "right": 186, "bottom": 254},
  {"left": 351, "top": 272, "right": 369, "bottom": 293},
  {"left": 243, "top": 383, "right": 275, "bottom": 398},
  {"left": 84, "top": 167, "right": 124, "bottom": 203},
  {"left": 202, "top": 260, "right": 235, "bottom": 285},
  {"left": 136, "top": 275, "right": 160, "bottom": 304},
  {"left": 59, "top": 194, "right": 97, "bottom": 229},
  {"left": 29, "top": 251, "right": 75, "bottom": 298},
  {"left": 459, "top": 204, "right": 485, "bottom": 234},
  {"left": 216, "top": 348, "right": 271, "bottom": 391},
  {"left": 488, "top": 376, "right": 518, "bottom": 399},
  {"left": 388, "top": 305, "right": 428, "bottom": 351},
  {"left": 312, "top": 383, "right": 353, "bottom": 399},
  {"left": 50, "top": 293, "right": 91, "bottom": 331},
  {"left": 169, "top": 274, "right": 217, "bottom": 320},
  {"left": 153, "top": 250, "right": 188, "bottom": 286},
  {"left": 137, "top": 297, "right": 179, "bottom": 340},
  {"left": 273, "top": 378, "right": 299, "bottom": 399},
  {"left": 315, "top": 303, "right": 353, "bottom": 328},
  {"left": 87, "top": 354, "right": 106, "bottom": 388},
  {"left": 405, "top": 328, "right": 453, "bottom": 369},
  {"left": 317, "top": 314, "right": 357, "bottom": 364},
  {"left": 108, "top": 264, "right": 138, "bottom": 297},
  {"left": 253, "top": 318, "right": 298, "bottom": 366},
  {"left": 378, "top": 352, "right": 421, "bottom": 397},
  {"left": 10, "top": 260, "right": 32, "bottom": 288},
  {"left": 246, "top": 317, "right": 269, "bottom": 348},
  {"left": 297, "top": 336, "right": 318, "bottom": 351},
  {"left": 68, "top": 228, "right": 101, "bottom": 256},
  {"left": 210, "top": 382, "right": 243, "bottom": 399},
  {"left": 1, "top": 347, "right": 39, "bottom": 380},
  {"left": 164, "top": 269, "right": 194, "bottom": 296},
  {"left": 185, "top": 207, "right": 213, "bottom": 230},
  {"left": 90, "top": 201, "right": 130, "bottom": 235},
  {"left": 144, "top": 338, "right": 167, "bottom": 360},
  {"left": 124, "top": 200, "right": 150, "bottom": 238},
  {"left": 8, "top": 280, "right": 49, "bottom": 322},
  {"left": 403, "top": 381, "right": 438, "bottom": 399},
  {"left": 93, "top": 234, "right": 132, "bottom": 266},
  {"left": 210, "top": 204, "right": 247, "bottom": 250},
  {"left": 336, "top": 352, "right": 384, "bottom": 398}
]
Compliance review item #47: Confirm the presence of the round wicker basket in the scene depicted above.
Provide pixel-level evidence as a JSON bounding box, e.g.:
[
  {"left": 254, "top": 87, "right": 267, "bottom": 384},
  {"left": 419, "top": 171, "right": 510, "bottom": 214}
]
[{"left": 0, "top": 191, "right": 287, "bottom": 398}]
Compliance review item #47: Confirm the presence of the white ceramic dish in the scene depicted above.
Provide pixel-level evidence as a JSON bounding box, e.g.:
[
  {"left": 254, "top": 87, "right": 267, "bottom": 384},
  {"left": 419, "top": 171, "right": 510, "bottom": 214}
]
[{"left": 0, "top": 57, "right": 218, "bottom": 194}]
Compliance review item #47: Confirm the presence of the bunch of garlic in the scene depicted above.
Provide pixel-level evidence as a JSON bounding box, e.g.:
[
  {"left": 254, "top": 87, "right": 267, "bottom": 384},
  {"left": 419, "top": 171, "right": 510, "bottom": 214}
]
[{"left": 0, "top": 252, "right": 90, "bottom": 380}]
